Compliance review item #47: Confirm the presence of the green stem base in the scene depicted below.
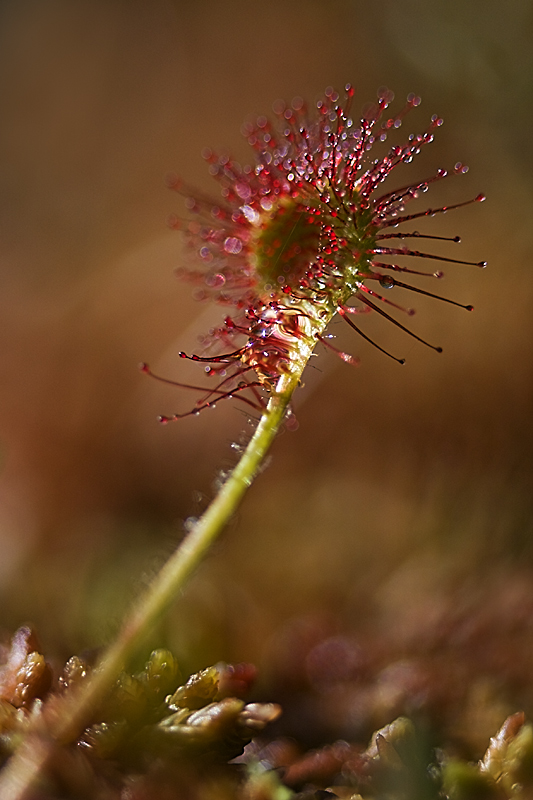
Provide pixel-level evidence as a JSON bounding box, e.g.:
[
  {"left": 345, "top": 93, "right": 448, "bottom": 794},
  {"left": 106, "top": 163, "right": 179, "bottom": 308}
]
[{"left": 0, "top": 374, "right": 300, "bottom": 800}]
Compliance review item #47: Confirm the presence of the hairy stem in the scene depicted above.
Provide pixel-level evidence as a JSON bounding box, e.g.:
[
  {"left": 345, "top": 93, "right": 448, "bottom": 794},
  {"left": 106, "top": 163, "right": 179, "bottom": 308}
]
[{"left": 0, "top": 370, "right": 302, "bottom": 800}]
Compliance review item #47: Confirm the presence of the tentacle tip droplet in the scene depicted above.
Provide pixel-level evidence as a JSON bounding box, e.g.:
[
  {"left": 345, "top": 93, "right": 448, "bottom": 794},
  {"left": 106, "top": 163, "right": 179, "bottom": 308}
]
[
  {"left": 436, "top": 346, "right": 443, "bottom": 353},
  {"left": 465, "top": 304, "right": 474, "bottom": 311},
  {"left": 178, "top": 351, "right": 187, "bottom": 359},
  {"left": 158, "top": 415, "right": 170, "bottom": 425},
  {"left": 398, "top": 358, "right": 406, "bottom": 365},
  {"left": 139, "top": 362, "right": 150, "bottom": 374},
  {"left": 477, "top": 261, "right": 487, "bottom": 268},
  {"left": 166, "top": 214, "right": 181, "bottom": 230},
  {"left": 341, "top": 352, "right": 360, "bottom": 366},
  {"left": 476, "top": 193, "right": 486, "bottom": 202}
]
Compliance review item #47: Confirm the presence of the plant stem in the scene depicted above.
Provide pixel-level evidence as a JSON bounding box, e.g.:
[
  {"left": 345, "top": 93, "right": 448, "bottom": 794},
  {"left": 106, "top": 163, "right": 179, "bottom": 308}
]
[{"left": 0, "top": 369, "right": 302, "bottom": 800}]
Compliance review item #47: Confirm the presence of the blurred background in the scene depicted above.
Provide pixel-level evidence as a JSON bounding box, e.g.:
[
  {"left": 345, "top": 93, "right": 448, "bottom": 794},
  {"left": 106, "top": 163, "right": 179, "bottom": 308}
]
[{"left": 0, "top": 0, "right": 531, "bottom": 755}]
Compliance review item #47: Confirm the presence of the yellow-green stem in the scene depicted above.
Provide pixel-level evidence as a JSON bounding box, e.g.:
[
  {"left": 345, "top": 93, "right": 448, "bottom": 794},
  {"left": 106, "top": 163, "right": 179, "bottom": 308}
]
[{"left": 0, "top": 369, "right": 303, "bottom": 800}]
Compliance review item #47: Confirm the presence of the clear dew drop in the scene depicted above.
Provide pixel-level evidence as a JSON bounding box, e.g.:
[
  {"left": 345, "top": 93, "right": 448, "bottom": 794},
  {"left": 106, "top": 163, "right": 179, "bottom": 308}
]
[
  {"left": 454, "top": 162, "right": 469, "bottom": 174},
  {"left": 242, "top": 204, "right": 260, "bottom": 224},
  {"left": 205, "top": 272, "right": 226, "bottom": 288},
  {"left": 379, "top": 275, "right": 395, "bottom": 289},
  {"left": 235, "top": 181, "right": 252, "bottom": 200},
  {"left": 224, "top": 237, "right": 243, "bottom": 254},
  {"left": 283, "top": 407, "right": 299, "bottom": 431}
]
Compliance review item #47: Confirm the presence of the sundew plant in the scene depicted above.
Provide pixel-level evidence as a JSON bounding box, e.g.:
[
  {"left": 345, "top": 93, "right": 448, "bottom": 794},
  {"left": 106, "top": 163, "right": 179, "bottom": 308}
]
[
  {"left": 0, "top": 86, "right": 491, "bottom": 800},
  {"left": 144, "top": 85, "right": 485, "bottom": 423}
]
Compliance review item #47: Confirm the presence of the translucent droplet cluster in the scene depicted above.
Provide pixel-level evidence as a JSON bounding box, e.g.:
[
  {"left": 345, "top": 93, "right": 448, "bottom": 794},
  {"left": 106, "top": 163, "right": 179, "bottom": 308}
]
[{"left": 160, "top": 85, "right": 485, "bottom": 419}]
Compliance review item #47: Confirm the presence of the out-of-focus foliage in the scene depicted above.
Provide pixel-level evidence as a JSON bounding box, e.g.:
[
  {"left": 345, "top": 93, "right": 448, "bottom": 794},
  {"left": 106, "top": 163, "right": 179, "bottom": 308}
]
[
  {"left": 2, "top": 625, "right": 533, "bottom": 799},
  {"left": 0, "top": 626, "right": 280, "bottom": 796}
]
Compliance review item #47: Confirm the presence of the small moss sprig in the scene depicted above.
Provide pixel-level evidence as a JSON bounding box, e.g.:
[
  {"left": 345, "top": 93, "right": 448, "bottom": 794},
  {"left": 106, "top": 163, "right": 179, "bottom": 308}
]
[{"left": 0, "top": 86, "right": 484, "bottom": 798}]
